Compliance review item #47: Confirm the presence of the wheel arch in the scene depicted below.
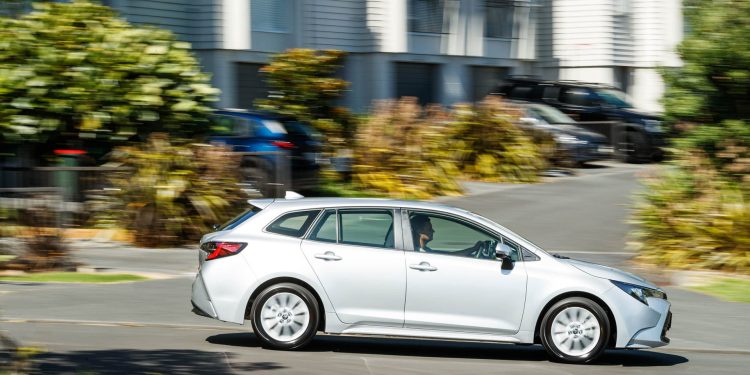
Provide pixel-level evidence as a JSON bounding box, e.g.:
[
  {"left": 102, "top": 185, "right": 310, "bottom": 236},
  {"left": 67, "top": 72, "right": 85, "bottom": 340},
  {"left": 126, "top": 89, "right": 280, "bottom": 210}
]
[
  {"left": 533, "top": 291, "right": 618, "bottom": 348},
  {"left": 245, "top": 277, "right": 327, "bottom": 332}
]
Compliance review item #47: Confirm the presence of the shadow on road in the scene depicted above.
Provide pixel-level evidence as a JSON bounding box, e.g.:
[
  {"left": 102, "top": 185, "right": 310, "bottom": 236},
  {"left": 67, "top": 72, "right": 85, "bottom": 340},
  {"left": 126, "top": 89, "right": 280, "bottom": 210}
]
[
  {"left": 29, "top": 349, "right": 286, "bottom": 374},
  {"left": 207, "top": 332, "right": 688, "bottom": 367}
]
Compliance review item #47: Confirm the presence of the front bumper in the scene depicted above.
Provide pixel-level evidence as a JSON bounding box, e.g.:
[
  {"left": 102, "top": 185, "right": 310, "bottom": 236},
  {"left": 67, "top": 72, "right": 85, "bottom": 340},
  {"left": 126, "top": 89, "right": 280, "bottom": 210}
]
[{"left": 604, "top": 287, "right": 672, "bottom": 348}]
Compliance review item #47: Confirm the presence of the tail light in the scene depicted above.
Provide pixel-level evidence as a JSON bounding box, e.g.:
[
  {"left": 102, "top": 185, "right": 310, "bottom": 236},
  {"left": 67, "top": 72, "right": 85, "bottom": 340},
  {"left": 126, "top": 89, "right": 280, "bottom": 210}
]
[
  {"left": 202, "top": 242, "right": 247, "bottom": 261},
  {"left": 271, "top": 140, "right": 295, "bottom": 149}
]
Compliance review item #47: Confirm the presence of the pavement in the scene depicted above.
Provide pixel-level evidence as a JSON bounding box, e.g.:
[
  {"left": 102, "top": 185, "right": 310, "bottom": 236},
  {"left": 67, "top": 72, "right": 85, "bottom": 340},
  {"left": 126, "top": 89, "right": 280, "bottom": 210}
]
[{"left": 2, "top": 160, "right": 749, "bottom": 374}]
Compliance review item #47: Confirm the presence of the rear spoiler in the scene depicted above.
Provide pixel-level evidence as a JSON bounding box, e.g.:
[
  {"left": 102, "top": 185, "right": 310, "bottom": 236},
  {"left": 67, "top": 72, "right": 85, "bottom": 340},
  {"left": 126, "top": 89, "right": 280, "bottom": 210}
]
[{"left": 247, "top": 191, "right": 304, "bottom": 210}]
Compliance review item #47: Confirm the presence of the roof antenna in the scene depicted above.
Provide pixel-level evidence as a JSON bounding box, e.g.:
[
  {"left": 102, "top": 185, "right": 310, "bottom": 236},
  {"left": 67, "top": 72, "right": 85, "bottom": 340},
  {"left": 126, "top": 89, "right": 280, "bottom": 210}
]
[{"left": 285, "top": 191, "right": 304, "bottom": 200}]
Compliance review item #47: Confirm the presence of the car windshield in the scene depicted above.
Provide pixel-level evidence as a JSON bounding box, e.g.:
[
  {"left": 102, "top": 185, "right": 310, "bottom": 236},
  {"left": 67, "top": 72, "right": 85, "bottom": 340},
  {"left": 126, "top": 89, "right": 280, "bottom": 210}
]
[
  {"left": 595, "top": 89, "right": 633, "bottom": 108},
  {"left": 528, "top": 105, "right": 576, "bottom": 124}
]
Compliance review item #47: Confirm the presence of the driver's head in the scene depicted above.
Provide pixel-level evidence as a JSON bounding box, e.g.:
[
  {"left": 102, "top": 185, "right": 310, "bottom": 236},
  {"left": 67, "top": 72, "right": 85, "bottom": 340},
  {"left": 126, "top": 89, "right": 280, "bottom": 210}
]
[{"left": 410, "top": 214, "right": 434, "bottom": 243}]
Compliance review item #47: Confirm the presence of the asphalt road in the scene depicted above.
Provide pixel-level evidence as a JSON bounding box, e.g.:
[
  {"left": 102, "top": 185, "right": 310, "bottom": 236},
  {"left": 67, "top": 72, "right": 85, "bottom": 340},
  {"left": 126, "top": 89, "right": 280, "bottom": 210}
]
[{"left": 2, "top": 161, "right": 749, "bottom": 374}]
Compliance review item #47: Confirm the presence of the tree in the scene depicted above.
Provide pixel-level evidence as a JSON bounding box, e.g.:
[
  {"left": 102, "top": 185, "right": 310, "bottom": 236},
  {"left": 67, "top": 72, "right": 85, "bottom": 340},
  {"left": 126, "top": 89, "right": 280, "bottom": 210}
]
[
  {"left": 255, "top": 48, "right": 352, "bottom": 145},
  {"left": 661, "top": 0, "right": 750, "bottom": 124},
  {"left": 0, "top": 0, "right": 219, "bottom": 149}
]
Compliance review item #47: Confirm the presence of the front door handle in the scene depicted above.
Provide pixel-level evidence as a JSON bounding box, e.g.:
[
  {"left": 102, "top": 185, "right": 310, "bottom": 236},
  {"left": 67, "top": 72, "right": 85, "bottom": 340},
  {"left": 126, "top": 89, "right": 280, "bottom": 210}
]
[
  {"left": 409, "top": 261, "right": 437, "bottom": 271},
  {"left": 314, "top": 251, "right": 342, "bottom": 261}
]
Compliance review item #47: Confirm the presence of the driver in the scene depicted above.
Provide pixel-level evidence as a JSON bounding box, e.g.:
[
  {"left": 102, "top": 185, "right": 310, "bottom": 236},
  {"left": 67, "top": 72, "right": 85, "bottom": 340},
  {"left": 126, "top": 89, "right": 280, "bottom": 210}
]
[{"left": 410, "top": 214, "right": 487, "bottom": 256}]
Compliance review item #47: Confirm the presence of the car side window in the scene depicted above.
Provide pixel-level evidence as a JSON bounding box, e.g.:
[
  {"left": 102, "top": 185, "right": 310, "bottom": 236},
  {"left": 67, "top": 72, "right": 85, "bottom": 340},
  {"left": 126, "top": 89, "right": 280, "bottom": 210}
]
[
  {"left": 560, "top": 88, "right": 593, "bottom": 106},
  {"left": 408, "top": 211, "right": 498, "bottom": 259},
  {"left": 339, "top": 210, "right": 395, "bottom": 249},
  {"left": 266, "top": 210, "right": 321, "bottom": 238},
  {"left": 309, "top": 210, "right": 337, "bottom": 243}
]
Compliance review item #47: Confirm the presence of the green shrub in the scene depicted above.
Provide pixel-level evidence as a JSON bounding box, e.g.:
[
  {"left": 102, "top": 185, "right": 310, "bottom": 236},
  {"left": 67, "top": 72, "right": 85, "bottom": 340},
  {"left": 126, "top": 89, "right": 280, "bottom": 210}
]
[
  {"left": 449, "top": 97, "right": 546, "bottom": 182},
  {"left": 353, "top": 98, "right": 462, "bottom": 199},
  {"left": 632, "top": 146, "right": 750, "bottom": 274},
  {"left": 101, "top": 134, "right": 246, "bottom": 247}
]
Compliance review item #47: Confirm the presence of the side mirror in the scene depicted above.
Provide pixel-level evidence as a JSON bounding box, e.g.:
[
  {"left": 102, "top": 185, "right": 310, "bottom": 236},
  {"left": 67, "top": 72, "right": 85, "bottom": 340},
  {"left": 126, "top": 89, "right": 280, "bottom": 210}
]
[{"left": 495, "top": 243, "right": 515, "bottom": 270}]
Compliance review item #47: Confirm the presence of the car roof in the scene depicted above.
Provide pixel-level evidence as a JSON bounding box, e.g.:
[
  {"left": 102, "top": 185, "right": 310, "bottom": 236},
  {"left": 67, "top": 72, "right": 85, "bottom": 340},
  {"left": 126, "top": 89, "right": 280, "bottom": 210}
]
[
  {"left": 503, "top": 77, "right": 617, "bottom": 90},
  {"left": 256, "top": 197, "right": 470, "bottom": 215}
]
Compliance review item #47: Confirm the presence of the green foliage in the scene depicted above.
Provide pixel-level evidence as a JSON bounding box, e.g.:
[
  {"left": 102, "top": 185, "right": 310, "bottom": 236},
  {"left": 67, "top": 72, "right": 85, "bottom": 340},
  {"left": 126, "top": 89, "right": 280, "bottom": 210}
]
[
  {"left": 101, "top": 134, "right": 246, "bottom": 247},
  {"left": 632, "top": 149, "right": 750, "bottom": 274},
  {"left": 449, "top": 97, "right": 546, "bottom": 182},
  {"left": 353, "top": 98, "right": 463, "bottom": 199},
  {"left": 0, "top": 0, "right": 219, "bottom": 146},
  {"left": 255, "top": 48, "right": 353, "bottom": 146},
  {"left": 661, "top": 0, "right": 750, "bottom": 123}
]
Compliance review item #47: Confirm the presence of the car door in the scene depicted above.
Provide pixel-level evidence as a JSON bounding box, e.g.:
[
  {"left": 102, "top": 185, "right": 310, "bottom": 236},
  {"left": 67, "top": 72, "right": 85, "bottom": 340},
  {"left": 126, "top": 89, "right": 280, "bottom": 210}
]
[
  {"left": 300, "top": 208, "right": 406, "bottom": 326},
  {"left": 403, "top": 210, "right": 528, "bottom": 335}
]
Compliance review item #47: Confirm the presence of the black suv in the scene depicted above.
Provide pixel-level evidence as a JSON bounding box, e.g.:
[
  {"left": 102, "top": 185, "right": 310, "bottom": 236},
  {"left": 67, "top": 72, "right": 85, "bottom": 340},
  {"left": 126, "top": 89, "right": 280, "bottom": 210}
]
[{"left": 496, "top": 78, "right": 666, "bottom": 162}]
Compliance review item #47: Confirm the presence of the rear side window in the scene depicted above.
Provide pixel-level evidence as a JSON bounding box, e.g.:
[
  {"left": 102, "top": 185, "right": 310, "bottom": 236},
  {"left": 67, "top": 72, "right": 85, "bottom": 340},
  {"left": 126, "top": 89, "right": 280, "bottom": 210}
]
[
  {"left": 560, "top": 88, "right": 592, "bottom": 106},
  {"left": 340, "top": 210, "right": 394, "bottom": 248},
  {"left": 266, "top": 210, "right": 321, "bottom": 237},
  {"left": 217, "top": 207, "right": 262, "bottom": 231}
]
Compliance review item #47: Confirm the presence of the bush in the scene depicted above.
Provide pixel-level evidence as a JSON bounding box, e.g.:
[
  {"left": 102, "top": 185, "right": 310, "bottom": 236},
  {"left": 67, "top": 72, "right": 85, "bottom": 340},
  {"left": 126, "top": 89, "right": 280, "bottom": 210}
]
[
  {"left": 449, "top": 97, "right": 546, "bottom": 182},
  {"left": 353, "top": 98, "right": 462, "bottom": 199},
  {"left": 632, "top": 144, "right": 750, "bottom": 274},
  {"left": 100, "top": 134, "right": 246, "bottom": 247}
]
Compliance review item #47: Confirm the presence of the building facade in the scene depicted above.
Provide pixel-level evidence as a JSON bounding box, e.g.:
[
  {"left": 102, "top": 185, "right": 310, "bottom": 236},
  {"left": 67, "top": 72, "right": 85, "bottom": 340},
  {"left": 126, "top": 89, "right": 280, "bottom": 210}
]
[{"left": 98, "top": 1, "right": 682, "bottom": 112}]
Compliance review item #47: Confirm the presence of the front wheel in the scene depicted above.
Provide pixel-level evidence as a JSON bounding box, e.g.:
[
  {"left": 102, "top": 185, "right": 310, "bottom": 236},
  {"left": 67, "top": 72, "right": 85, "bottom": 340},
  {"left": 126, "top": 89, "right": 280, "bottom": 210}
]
[
  {"left": 250, "top": 283, "right": 319, "bottom": 350},
  {"left": 540, "top": 297, "right": 610, "bottom": 363}
]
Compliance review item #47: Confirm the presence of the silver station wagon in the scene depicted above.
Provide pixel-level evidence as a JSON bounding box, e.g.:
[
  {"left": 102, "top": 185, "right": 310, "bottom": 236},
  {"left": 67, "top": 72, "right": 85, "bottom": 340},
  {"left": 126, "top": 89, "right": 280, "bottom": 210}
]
[{"left": 191, "top": 195, "right": 671, "bottom": 363}]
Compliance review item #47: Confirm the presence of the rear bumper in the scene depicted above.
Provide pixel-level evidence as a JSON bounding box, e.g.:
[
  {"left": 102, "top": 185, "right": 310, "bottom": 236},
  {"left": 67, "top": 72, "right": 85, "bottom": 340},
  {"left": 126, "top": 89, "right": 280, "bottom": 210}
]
[{"left": 191, "top": 273, "right": 218, "bottom": 319}]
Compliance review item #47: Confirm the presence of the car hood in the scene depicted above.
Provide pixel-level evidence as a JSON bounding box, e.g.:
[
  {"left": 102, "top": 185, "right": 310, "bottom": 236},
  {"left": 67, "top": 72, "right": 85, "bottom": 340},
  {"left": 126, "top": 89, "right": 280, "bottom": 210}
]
[{"left": 561, "top": 258, "right": 658, "bottom": 289}]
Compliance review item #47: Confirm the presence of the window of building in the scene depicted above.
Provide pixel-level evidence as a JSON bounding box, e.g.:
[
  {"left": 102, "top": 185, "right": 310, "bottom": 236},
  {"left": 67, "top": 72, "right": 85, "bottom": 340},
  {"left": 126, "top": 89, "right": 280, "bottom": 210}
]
[
  {"left": 485, "top": 0, "right": 515, "bottom": 39},
  {"left": 266, "top": 210, "right": 321, "bottom": 237},
  {"left": 252, "top": 0, "right": 291, "bottom": 33},
  {"left": 395, "top": 62, "right": 438, "bottom": 105},
  {"left": 408, "top": 0, "right": 448, "bottom": 34}
]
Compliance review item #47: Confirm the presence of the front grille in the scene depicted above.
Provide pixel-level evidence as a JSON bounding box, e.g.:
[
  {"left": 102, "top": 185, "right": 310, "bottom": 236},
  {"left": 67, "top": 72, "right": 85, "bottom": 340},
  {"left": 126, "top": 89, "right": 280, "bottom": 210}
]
[{"left": 661, "top": 311, "right": 672, "bottom": 342}]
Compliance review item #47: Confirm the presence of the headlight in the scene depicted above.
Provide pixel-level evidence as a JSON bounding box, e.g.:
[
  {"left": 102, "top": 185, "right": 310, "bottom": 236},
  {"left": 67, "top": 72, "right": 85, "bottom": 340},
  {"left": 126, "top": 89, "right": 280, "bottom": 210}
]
[
  {"left": 643, "top": 120, "right": 663, "bottom": 133},
  {"left": 554, "top": 133, "right": 588, "bottom": 145},
  {"left": 611, "top": 280, "right": 667, "bottom": 305}
]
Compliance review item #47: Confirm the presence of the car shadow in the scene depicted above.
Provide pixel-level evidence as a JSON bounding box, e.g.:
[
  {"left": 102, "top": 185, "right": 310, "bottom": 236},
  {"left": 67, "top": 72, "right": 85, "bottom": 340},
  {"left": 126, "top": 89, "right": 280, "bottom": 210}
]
[
  {"left": 25, "top": 349, "right": 286, "bottom": 374},
  {"left": 207, "top": 333, "right": 688, "bottom": 367}
]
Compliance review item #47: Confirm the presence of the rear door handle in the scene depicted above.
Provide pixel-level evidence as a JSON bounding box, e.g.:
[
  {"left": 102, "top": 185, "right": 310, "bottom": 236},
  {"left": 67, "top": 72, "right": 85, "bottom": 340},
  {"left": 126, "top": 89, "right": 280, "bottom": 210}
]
[
  {"left": 409, "top": 262, "right": 437, "bottom": 271},
  {"left": 314, "top": 251, "right": 342, "bottom": 261}
]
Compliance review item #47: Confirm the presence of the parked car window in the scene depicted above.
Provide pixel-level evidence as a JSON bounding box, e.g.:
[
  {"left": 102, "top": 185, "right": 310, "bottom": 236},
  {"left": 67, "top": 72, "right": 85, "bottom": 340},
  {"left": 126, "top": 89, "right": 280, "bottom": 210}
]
[
  {"left": 408, "top": 212, "right": 502, "bottom": 259},
  {"left": 211, "top": 115, "right": 256, "bottom": 137},
  {"left": 309, "top": 210, "right": 337, "bottom": 243},
  {"left": 339, "top": 210, "right": 395, "bottom": 248},
  {"left": 560, "top": 88, "right": 593, "bottom": 106},
  {"left": 266, "top": 210, "right": 321, "bottom": 238},
  {"left": 509, "top": 86, "right": 533, "bottom": 99}
]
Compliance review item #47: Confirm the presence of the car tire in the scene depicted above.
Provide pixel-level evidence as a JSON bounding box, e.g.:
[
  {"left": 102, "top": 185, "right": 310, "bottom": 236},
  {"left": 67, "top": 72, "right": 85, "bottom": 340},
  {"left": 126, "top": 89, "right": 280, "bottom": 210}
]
[
  {"left": 251, "top": 283, "right": 319, "bottom": 350},
  {"left": 614, "top": 130, "right": 645, "bottom": 163},
  {"left": 540, "top": 297, "right": 610, "bottom": 364}
]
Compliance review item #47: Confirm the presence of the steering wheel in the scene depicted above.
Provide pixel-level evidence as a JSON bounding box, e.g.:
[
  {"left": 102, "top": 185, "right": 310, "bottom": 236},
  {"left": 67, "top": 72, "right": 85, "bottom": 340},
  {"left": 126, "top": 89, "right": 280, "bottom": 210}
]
[{"left": 473, "top": 240, "right": 496, "bottom": 259}]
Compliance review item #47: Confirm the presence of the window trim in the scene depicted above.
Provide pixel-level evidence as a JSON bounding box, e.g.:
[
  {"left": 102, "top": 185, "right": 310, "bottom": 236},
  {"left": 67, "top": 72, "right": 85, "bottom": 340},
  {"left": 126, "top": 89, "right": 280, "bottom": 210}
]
[
  {"left": 403, "top": 208, "right": 525, "bottom": 262},
  {"left": 263, "top": 209, "right": 323, "bottom": 238}
]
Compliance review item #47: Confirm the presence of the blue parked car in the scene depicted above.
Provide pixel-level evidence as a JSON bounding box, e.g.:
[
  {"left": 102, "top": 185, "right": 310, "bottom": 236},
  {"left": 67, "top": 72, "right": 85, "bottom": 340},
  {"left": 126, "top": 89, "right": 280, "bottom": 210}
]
[{"left": 208, "top": 110, "right": 322, "bottom": 196}]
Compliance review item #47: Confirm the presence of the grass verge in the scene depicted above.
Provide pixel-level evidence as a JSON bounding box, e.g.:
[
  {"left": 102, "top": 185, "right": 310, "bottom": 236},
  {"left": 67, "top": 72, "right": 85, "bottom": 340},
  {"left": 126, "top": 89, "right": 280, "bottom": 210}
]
[
  {"left": 689, "top": 277, "right": 750, "bottom": 303},
  {"left": 0, "top": 255, "right": 16, "bottom": 262},
  {"left": 0, "top": 272, "right": 147, "bottom": 283}
]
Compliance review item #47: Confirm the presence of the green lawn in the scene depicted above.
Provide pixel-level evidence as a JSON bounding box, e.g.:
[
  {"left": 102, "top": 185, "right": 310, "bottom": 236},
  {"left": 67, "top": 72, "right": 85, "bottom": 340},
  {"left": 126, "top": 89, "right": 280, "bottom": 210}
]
[
  {"left": 690, "top": 277, "right": 750, "bottom": 303},
  {"left": 0, "top": 255, "right": 16, "bottom": 262},
  {"left": 0, "top": 272, "right": 147, "bottom": 283}
]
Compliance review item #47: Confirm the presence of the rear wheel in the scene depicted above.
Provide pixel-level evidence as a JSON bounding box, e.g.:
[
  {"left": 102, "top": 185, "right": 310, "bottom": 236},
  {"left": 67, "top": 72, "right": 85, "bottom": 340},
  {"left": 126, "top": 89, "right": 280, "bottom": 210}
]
[
  {"left": 615, "top": 130, "right": 645, "bottom": 163},
  {"left": 540, "top": 297, "right": 610, "bottom": 364},
  {"left": 251, "top": 283, "right": 319, "bottom": 350}
]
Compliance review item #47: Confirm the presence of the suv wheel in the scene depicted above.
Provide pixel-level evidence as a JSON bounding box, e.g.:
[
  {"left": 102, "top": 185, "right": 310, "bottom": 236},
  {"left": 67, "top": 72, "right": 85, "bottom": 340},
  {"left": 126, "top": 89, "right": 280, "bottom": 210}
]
[
  {"left": 540, "top": 297, "right": 610, "bottom": 364},
  {"left": 615, "top": 130, "right": 645, "bottom": 163},
  {"left": 251, "top": 283, "right": 319, "bottom": 350}
]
